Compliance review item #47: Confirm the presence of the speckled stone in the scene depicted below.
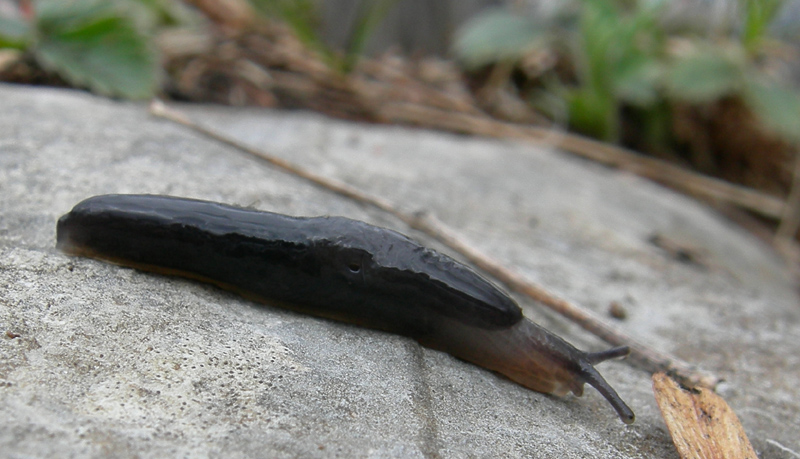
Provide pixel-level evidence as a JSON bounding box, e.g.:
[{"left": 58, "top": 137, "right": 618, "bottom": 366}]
[{"left": 1, "top": 84, "right": 798, "bottom": 458}]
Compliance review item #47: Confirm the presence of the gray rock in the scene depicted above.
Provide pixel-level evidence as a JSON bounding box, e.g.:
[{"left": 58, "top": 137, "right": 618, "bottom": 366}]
[{"left": 0, "top": 84, "right": 798, "bottom": 458}]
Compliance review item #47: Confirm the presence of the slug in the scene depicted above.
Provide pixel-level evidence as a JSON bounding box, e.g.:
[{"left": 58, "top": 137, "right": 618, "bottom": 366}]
[{"left": 56, "top": 194, "right": 635, "bottom": 424}]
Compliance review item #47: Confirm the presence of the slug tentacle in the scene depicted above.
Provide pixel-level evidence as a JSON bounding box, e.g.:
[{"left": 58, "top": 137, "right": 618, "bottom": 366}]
[
  {"left": 423, "top": 315, "right": 634, "bottom": 423},
  {"left": 579, "top": 364, "right": 636, "bottom": 424},
  {"left": 57, "top": 194, "right": 635, "bottom": 424},
  {"left": 586, "top": 346, "right": 631, "bottom": 365}
]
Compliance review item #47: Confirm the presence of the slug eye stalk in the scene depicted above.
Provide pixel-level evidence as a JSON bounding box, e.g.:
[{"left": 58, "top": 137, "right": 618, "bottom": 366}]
[
  {"left": 582, "top": 346, "right": 635, "bottom": 424},
  {"left": 587, "top": 346, "right": 631, "bottom": 365}
]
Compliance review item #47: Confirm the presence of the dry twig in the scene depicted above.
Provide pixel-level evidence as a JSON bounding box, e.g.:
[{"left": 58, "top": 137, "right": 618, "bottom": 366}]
[
  {"left": 775, "top": 150, "right": 800, "bottom": 264},
  {"left": 149, "top": 100, "right": 719, "bottom": 389},
  {"left": 160, "top": 24, "right": 787, "bottom": 223},
  {"left": 379, "top": 103, "right": 787, "bottom": 220}
]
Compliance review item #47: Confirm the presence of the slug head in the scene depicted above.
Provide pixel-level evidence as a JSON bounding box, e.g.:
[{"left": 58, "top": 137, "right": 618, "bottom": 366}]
[
  {"left": 309, "top": 217, "right": 523, "bottom": 331},
  {"left": 508, "top": 322, "right": 635, "bottom": 424},
  {"left": 432, "top": 317, "right": 636, "bottom": 424}
]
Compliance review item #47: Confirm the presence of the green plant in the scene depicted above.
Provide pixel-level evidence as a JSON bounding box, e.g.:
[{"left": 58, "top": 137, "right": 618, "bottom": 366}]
[
  {"left": 740, "top": 0, "right": 786, "bottom": 53},
  {"left": 454, "top": 0, "right": 800, "bottom": 147},
  {"left": 251, "top": 0, "right": 397, "bottom": 74},
  {"left": 665, "top": 19, "right": 800, "bottom": 144},
  {"left": 453, "top": 8, "right": 544, "bottom": 71},
  {"left": 564, "top": 0, "right": 666, "bottom": 141},
  {"left": 454, "top": 0, "right": 667, "bottom": 142},
  {"left": 0, "top": 0, "right": 161, "bottom": 99}
]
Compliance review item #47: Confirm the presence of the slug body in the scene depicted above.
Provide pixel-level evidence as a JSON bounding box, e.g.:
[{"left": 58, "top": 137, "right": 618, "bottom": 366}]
[{"left": 57, "top": 194, "right": 634, "bottom": 423}]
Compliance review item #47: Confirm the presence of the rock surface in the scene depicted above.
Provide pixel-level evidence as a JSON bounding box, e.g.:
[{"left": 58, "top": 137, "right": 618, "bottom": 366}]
[{"left": 1, "top": 84, "right": 798, "bottom": 458}]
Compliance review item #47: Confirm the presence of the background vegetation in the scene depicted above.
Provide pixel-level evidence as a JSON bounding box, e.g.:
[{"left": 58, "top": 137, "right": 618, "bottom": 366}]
[{"left": 2, "top": 0, "right": 800, "bottom": 241}]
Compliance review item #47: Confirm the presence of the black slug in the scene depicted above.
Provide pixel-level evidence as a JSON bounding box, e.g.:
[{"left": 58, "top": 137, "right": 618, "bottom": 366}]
[{"left": 56, "top": 194, "right": 635, "bottom": 424}]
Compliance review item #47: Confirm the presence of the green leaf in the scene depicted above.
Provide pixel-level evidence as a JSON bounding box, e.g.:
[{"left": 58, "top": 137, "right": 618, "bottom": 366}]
[
  {"left": 34, "top": 0, "right": 157, "bottom": 99},
  {"left": 36, "top": 0, "right": 110, "bottom": 32},
  {"left": 740, "top": 0, "right": 785, "bottom": 51},
  {"left": 251, "top": 0, "right": 340, "bottom": 69},
  {"left": 666, "top": 51, "right": 743, "bottom": 102},
  {"left": 573, "top": 0, "right": 665, "bottom": 107},
  {"left": 116, "top": 0, "right": 202, "bottom": 30},
  {"left": 453, "top": 9, "right": 543, "bottom": 69},
  {"left": 614, "top": 55, "right": 661, "bottom": 106},
  {"left": 252, "top": 0, "right": 321, "bottom": 49},
  {"left": 342, "top": 0, "right": 397, "bottom": 72},
  {"left": 567, "top": 87, "right": 618, "bottom": 141},
  {"left": 744, "top": 79, "right": 800, "bottom": 144},
  {"left": 0, "top": 17, "right": 31, "bottom": 49}
]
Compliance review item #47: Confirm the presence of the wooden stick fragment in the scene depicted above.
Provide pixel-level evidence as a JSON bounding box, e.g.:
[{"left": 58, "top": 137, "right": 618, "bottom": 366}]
[
  {"left": 149, "top": 100, "right": 719, "bottom": 389},
  {"left": 653, "top": 373, "right": 758, "bottom": 459},
  {"left": 775, "top": 151, "right": 800, "bottom": 248},
  {"left": 379, "top": 103, "right": 786, "bottom": 220}
]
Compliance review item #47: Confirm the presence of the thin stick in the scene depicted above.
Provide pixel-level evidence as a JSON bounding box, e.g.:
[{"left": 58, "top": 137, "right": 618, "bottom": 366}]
[
  {"left": 776, "top": 150, "right": 800, "bottom": 241},
  {"left": 159, "top": 21, "right": 785, "bottom": 221},
  {"left": 773, "top": 150, "right": 800, "bottom": 269},
  {"left": 410, "top": 212, "right": 718, "bottom": 389},
  {"left": 379, "top": 103, "right": 786, "bottom": 220},
  {"left": 149, "top": 100, "right": 719, "bottom": 389}
]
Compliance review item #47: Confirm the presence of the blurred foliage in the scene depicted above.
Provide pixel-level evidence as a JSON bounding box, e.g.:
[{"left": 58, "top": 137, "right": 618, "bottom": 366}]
[
  {"left": 252, "top": 0, "right": 397, "bottom": 73},
  {"left": 665, "top": 47, "right": 744, "bottom": 102},
  {"left": 35, "top": 0, "right": 156, "bottom": 99},
  {"left": 0, "top": 0, "right": 394, "bottom": 94},
  {"left": 565, "top": 0, "right": 666, "bottom": 141},
  {"left": 0, "top": 15, "right": 29, "bottom": 49},
  {"left": 1, "top": 0, "right": 798, "bottom": 150},
  {"left": 0, "top": 0, "right": 195, "bottom": 99},
  {"left": 253, "top": 0, "right": 322, "bottom": 53},
  {"left": 454, "top": 0, "right": 800, "bottom": 146},
  {"left": 740, "top": 0, "right": 785, "bottom": 52},
  {"left": 453, "top": 9, "right": 544, "bottom": 70}
]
